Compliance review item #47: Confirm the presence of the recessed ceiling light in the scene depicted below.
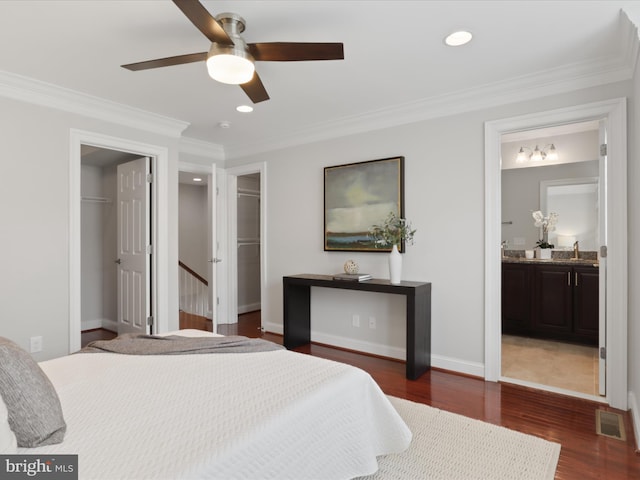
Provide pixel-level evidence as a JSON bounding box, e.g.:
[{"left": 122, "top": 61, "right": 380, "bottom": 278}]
[
  {"left": 444, "top": 30, "right": 473, "bottom": 47},
  {"left": 236, "top": 105, "right": 253, "bottom": 113},
  {"left": 193, "top": 177, "right": 203, "bottom": 182}
]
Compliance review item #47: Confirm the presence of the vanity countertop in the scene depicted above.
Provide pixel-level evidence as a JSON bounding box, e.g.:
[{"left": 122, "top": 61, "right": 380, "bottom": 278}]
[{"left": 502, "top": 257, "right": 599, "bottom": 267}]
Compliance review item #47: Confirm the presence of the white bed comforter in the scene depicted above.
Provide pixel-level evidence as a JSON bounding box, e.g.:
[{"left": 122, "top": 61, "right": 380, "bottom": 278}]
[{"left": 21, "top": 332, "right": 411, "bottom": 480}]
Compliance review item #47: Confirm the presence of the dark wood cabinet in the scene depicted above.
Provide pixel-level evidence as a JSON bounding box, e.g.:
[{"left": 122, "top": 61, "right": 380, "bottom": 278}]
[
  {"left": 502, "top": 262, "right": 599, "bottom": 345},
  {"left": 533, "top": 265, "right": 573, "bottom": 335},
  {"left": 501, "top": 263, "right": 532, "bottom": 335},
  {"left": 572, "top": 266, "right": 600, "bottom": 339}
]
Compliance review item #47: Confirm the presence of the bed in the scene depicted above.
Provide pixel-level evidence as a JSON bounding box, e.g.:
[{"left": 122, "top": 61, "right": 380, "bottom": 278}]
[{"left": 2, "top": 330, "right": 411, "bottom": 479}]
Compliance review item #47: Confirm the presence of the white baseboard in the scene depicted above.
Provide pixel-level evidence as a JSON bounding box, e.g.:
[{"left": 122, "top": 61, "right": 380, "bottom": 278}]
[
  {"left": 238, "top": 302, "right": 261, "bottom": 314},
  {"left": 628, "top": 391, "right": 640, "bottom": 451},
  {"left": 81, "top": 318, "right": 117, "bottom": 332},
  {"left": 81, "top": 319, "right": 103, "bottom": 331},
  {"left": 262, "top": 322, "right": 485, "bottom": 378},
  {"left": 311, "top": 331, "right": 405, "bottom": 360},
  {"left": 432, "top": 354, "right": 485, "bottom": 378},
  {"left": 102, "top": 319, "right": 118, "bottom": 332},
  {"left": 264, "top": 321, "right": 282, "bottom": 334}
]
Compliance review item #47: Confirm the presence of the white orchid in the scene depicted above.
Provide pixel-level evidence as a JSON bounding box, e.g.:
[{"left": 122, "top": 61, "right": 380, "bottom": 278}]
[{"left": 532, "top": 210, "right": 558, "bottom": 233}]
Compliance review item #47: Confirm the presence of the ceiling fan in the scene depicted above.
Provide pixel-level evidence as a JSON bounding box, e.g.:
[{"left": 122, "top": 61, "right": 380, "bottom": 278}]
[{"left": 121, "top": 0, "right": 344, "bottom": 103}]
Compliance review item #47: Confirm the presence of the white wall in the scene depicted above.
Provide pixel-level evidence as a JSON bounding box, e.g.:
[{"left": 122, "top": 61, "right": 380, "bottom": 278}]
[
  {"left": 0, "top": 95, "right": 181, "bottom": 361},
  {"left": 226, "top": 80, "right": 632, "bottom": 375},
  {"left": 178, "top": 183, "right": 208, "bottom": 280},
  {"left": 501, "top": 161, "right": 599, "bottom": 250},
  {"left": 80, "top": 165, "right": 104, "bottom": 329},
  {"left": 101, "top": 164, "right": 118, "bottom": 327},
  {"left": 237, "top": 174, "right": 261, "bottom": 313},
  {"left": 628, "top": 30, "right": 640, "bottom": 444}
]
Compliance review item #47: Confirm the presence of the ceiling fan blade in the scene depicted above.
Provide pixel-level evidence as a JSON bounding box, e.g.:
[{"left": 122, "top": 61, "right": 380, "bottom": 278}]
[
  {"left": 248, "top": 42, "right": 344, "bottom": 61},
  {"left": 172, "top": 0, "right": 233, "bottom": 45},
  {"left": 240, "top": 72, "right": 270, "bottom": 103},
  {"left": 121, "top": 52, "right": 207, "bottom": 71}
]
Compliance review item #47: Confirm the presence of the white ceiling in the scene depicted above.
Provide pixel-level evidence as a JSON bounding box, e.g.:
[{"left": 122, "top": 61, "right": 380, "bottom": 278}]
[{"left": 1, "top": 1, "right": 639, "bottom": 159}]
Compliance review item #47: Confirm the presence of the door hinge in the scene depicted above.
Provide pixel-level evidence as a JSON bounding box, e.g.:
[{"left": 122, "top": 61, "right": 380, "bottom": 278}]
[
  {"left": 147, "top": 316, "right": 154, "bottom": 327},
  {"left": 216, "top": 297, "right": 220, "bottom": 305},
  {"left": 600, "top": 347, "right": 606, "bottom": 360},
  {"left": 600, "top": 245, "right": 607, "bottom": 258},
  {"left": 600, "top": 144, "right": 607, "bottom": 156},
  {"left": 146, "top": 173, "right": 153, "bottom": 183},
  {"left": 216, "top": 186, "right": 219, "bottom": 195},
  {"left": 146, "top": 245, "right": 153, "bottom": 255}
]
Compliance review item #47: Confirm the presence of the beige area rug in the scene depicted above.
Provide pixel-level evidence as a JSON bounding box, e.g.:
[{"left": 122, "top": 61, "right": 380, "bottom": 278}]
[{"left": 357, "top": 396, "right": 561, "bottom": 480}]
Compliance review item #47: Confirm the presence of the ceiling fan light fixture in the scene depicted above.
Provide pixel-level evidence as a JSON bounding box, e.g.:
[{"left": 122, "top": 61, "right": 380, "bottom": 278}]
[{"left": 207, "top": 44, "right": 255, "bottom": 85}]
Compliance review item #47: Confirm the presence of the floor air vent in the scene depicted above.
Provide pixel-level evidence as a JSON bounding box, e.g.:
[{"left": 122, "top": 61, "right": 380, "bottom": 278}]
[{"left": 596, "top": 409, "right": 626, "bottom": 441}]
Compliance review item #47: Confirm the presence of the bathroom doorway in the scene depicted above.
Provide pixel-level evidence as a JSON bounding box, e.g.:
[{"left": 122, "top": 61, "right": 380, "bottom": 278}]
[
  {"left": 484, "top": 98, "right": 628, "bottom": 410},
  {"left": 500, "top": 121, "right": 603, "bottom": 398}
]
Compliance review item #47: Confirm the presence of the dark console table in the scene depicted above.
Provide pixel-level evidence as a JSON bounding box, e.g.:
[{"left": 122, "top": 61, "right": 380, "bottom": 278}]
[{"left": 283, "top": 274, "right": 431, "bottom": 380}]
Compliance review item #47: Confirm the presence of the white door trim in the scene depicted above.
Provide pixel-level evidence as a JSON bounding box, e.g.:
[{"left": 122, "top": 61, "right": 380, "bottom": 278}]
[
  {"left": 69, "top": 129, "right": 169, "bottom": 352},
  {"left": 225, "top": 162, "right": 267, "bottom": 327},
  {"left": 484, "top": 98, "right": 628, "bottom": 410}
]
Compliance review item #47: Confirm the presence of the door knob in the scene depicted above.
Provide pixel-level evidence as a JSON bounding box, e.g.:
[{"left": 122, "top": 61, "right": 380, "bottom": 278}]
[
  {"left": 115, "top": 258, "right": 121, "bottom": 264},
  {"left": 208, "top": 258, "right": 222, "bottom": 263}
]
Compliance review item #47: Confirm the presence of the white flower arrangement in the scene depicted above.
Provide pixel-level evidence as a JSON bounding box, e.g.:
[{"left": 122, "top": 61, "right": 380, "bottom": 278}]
[{"left": 532, "top": 210, "right": 558, "bottom": 249}]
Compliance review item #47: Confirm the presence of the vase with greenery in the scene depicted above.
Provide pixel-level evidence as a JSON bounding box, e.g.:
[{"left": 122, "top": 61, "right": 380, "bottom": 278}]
[{"left": 368, "top": 212, "right": 416, "bottom": 284}]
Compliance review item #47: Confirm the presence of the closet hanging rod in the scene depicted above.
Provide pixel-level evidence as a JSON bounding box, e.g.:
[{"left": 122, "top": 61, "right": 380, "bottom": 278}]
[
  {"left": 237, "top": 241, "right": 261, "bottom": 247},
  {"left": 81, "top": 196, "right": 112, "bottom": 204},
  {"left": 238, "top": 192, "right": 260, "bottom": 198}
]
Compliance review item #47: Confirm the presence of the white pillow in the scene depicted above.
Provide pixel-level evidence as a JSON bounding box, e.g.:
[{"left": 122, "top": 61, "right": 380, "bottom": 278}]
[{"left": 0, "top": 393, "right": 17, "bottom": 453}]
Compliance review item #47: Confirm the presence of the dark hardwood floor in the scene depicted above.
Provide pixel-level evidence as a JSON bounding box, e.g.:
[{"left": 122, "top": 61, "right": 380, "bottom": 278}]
[{"left": 83, "top": 312, "right": 640, "bottom": 479}]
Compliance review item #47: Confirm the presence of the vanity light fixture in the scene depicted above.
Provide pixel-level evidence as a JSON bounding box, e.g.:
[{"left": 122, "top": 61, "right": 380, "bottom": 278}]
[
  {"left": 193, "top": 177, "right": 203, "bottom": 182},
  {"left": 516, "top": 144, "right": 558, "bottom": 163}
]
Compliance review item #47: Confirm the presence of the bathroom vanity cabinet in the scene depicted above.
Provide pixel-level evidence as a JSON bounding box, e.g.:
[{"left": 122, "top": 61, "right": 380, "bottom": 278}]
[{"left": 502, "top": 261, "right": 599, "bottom": 345}]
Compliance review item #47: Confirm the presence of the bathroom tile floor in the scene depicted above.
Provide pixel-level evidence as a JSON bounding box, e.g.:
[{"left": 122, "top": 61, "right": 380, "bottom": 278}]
[{"left": 501, "top": 334, "right": 599, "bottom": 396}]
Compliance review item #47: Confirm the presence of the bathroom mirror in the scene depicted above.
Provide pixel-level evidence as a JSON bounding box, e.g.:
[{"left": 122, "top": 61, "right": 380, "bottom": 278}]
[{"left": 540, "top": 177, "right": 599, "bottom": 251}]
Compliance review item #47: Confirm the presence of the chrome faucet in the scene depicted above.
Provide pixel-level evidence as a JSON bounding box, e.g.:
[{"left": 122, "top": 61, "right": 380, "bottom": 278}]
[
  {"left": 501, "top": 240, "right": 508, "bottom": 258},
  {"left": 573, "top": 240, "right": 579, "bottom": 260}
]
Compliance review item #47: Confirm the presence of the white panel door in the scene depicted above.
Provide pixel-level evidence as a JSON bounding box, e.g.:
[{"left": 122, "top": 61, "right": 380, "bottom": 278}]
[{"left": 117, "top": 157, "right": 150, "bottom": 335}]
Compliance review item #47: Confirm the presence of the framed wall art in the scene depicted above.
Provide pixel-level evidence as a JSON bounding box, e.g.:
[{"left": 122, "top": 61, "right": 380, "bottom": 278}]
[{"left": 324, "top": 156, "right": 404, "bottom": 252}]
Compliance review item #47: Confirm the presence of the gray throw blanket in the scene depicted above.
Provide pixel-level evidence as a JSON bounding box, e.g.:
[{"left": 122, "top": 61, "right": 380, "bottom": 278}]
[{"left": 80, "top": 333, "right": 284, "bottom": 355}]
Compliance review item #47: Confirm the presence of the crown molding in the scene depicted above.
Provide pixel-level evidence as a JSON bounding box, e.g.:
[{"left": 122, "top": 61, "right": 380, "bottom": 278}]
[
  {"left": 0, "top": 70, "right": 189, "bottom": 138},
  {"left": 179, "top": 136, "right": 225, "bottom": 162},
  {"left": 226, "top": 56, "right": 633, "bottom": 160},
  {"left": 225, "top": 11, "right": 639, "bottom": 160}
]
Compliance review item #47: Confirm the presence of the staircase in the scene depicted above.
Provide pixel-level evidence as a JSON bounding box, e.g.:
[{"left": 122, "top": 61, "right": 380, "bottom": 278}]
[{"left": 178, "top": 261, "right": 209, "bottom": 318}]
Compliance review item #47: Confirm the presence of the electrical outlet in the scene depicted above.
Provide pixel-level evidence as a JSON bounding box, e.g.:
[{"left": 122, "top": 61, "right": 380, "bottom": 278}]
[
  {"left": 369, "top": 317, "right": 376, "bottom": 329},
  {"left": 352, "top": 314, "right": 360, "bottom": 327},
  {"left": 30, "top": 336, "right": 43, "bottom": 353}
]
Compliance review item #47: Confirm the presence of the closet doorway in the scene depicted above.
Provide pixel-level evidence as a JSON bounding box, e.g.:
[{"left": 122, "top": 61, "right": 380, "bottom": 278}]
[
  {"left": 80, "top": 145, "right": 153, "bottom": 340},
  {"left": 236, "top": 173, "right": 261, "bottom": 318},
  {"left": 225, "top": 162, "right": 266, "bottom": 330}
]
